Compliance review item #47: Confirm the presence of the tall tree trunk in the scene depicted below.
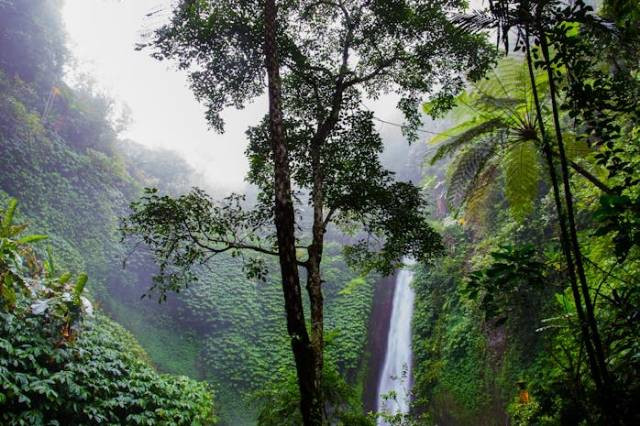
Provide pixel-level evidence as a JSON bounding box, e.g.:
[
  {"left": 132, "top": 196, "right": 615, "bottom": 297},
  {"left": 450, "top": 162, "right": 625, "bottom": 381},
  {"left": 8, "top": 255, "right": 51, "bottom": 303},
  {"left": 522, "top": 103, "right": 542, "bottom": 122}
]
[
  {"left": 263, "top": 1, "right": 323, "bottom": 424},
  {"left": 537, "top": 25, "right": 616, "bottom": 423},
  {"left": 307, "top": 139, "right": 325, "bottom": 421},
  {"left": 523, "top": 26, "right": 604, "bottom": 398}
]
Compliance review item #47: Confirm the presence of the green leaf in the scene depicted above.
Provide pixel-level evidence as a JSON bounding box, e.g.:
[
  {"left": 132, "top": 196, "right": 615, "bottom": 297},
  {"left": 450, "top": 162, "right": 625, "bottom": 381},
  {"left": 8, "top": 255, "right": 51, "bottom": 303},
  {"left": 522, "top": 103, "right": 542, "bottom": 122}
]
[
  {"left": 563, "top": 132, "right": 592, "bottom": 160},
  {"left": 74, "top": 273, "right": 88, "bottom": 299},
  {"left": 503, "top": 140, "right": 540, "bottom": 222},
  {"left": 58, "top": 272, "right": 72, "bottom": 285},
  {"left": 430, "top": 118, "right": 505, "bottom": 165},
  {"left": 17, "top": 234, "right": 48, "bottom": 245},
  {"left": 1, "top": 282, "right": 17, "bottom": 309},
  {"left": 447, "top": 139, "right": 497, "bottom": 208},
  {"left": 1, "top": 198, "right": 18, "bottom": 237}
]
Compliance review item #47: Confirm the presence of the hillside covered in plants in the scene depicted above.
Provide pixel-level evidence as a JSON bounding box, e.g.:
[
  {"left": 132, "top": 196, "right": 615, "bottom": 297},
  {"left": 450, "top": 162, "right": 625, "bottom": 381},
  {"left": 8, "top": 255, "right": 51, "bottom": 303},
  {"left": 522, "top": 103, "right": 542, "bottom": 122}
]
[
  {"left": 2, "top": 0, "right": 640, "bottom": 425},
  {"left": 0, "top": 1, "right": 380, "bottom": 424}
]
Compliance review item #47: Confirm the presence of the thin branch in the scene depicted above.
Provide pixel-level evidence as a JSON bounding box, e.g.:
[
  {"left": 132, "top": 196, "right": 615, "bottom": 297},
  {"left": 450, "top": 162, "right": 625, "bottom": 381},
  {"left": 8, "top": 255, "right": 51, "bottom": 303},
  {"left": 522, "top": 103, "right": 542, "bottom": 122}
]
[
  {"left": 583, "top": 255, "right": 640, "bottom": 287},
  {"left": 343, "top": 55, "right": 399, "bottom": 88},
  {"left": 563, "top": 157, "right": 614, "bottom": 195},
  {"left": 322, "top": 206, "right": 338, "bottom": 230}
]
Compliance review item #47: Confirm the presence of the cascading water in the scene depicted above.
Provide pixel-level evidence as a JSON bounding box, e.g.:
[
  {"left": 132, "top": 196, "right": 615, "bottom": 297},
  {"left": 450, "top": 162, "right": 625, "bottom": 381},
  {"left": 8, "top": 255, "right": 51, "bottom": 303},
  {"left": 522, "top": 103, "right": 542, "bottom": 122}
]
[{"left": 376, "top": 263, "right": 415, "bottom": 425}]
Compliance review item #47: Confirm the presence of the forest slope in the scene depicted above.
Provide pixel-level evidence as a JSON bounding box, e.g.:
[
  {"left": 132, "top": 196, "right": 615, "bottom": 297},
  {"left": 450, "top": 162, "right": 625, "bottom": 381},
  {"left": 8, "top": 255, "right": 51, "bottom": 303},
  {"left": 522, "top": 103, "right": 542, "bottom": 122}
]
[{"left": 0, "top": 1, "right": 379, "bottom": 423}]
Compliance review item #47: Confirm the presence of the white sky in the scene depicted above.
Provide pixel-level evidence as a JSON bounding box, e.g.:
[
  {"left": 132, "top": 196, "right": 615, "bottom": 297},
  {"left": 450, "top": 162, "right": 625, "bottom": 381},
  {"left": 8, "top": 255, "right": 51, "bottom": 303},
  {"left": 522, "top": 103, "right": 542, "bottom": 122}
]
[
  {"left": 63, "top": 0, "right": 266, "bottom": 191},
  {"left": 61, "top": 0, "right": 443, "bottom": 192}
]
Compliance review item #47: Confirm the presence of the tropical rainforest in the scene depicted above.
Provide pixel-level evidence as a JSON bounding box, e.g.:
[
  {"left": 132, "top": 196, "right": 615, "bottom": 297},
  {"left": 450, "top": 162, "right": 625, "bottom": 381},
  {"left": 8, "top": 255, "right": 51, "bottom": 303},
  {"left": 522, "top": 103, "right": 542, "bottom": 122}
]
[{"left": 0, "top": 0, "right": 638, "bottom": 425}]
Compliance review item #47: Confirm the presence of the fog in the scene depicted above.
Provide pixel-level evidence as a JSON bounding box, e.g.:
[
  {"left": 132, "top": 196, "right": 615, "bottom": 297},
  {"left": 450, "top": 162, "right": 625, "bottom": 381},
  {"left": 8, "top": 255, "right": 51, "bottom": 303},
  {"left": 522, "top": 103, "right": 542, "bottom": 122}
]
[{"left": 62, "top": 0, "right": 444, "bottom": 192}]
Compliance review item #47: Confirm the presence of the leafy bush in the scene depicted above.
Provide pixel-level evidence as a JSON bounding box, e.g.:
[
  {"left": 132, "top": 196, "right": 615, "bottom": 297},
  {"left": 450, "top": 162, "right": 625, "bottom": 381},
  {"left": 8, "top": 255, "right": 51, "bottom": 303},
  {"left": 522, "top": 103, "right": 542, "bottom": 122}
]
[
  {"left": 0, "top": 200, "right": 217, "bottom": 425},
  {"left": 256, "top": 360, "right": 372, "bottom": 426}
]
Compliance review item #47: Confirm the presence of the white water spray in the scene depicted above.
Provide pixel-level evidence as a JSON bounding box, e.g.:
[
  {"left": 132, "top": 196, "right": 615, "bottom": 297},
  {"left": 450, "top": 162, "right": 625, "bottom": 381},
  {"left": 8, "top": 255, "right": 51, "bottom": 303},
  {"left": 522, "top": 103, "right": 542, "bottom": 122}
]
[{"left": 377, "top": 263, "right": 415, "bottom": 425}]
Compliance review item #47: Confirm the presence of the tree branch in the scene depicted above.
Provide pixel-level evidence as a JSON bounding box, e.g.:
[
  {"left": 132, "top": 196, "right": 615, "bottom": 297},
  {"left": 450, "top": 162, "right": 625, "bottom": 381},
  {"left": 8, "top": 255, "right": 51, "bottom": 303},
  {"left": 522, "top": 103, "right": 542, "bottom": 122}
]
[
  {"left": 567, "top": 158, "right": 614, "bottom": 195},
  {"left": 322, "top": 206, "right": 338, "bottom": 230},
  {"left": 343, "top": 54, "right": 401, "bottom": 88}
]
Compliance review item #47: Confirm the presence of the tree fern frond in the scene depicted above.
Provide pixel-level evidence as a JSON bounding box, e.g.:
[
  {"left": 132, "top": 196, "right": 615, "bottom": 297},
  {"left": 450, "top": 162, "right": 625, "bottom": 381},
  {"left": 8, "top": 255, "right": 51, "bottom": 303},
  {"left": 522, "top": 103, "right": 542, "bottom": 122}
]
[
  {"left": 446, "top": 138, "right": 497, "bottom": 209},
  {"left": 430, "top": 118, "right": 505, "bottom": 164},
  {"left": 475, "top": 95, "right": 522, "bottom": 113},
  {"left": 503, "top": 140, "right": 541, "bottom": 222},
  {"left": 475, "top": 59, "right": 547, "bottom": 112},
  {"left": 464, "top": 163, "right": 499, "bottom": 232},
  {"left": 476, "top": 58, "right": 525, "bottom": 95},
  {"left": 429, "top": 117, "right": 481, "bottom": 145}
]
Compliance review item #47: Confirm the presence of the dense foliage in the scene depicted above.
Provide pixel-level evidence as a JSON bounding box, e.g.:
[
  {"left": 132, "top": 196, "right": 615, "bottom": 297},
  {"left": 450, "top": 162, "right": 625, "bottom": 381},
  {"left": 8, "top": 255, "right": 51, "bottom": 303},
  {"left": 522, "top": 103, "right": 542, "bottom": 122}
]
[
  {"left": 0, "top": 1, "right": 382, "bottom": 422},
  {"left": 0, "top": 59, "right": 378, "bottom": 423},
  {"left": 0, "top": 200, "right": 216, "bottom": 425},
  {"left": 410, "top": 0, "right": 640, "bottom": 424},
  {"left": 126, "top": 1, "right": 494, "bottom": 421},
  {"left": 0, "top": 0, "right": 67, "bottom": 88},
  {"left": 2, "top": 0, "right": 639, "bottom": 424}
]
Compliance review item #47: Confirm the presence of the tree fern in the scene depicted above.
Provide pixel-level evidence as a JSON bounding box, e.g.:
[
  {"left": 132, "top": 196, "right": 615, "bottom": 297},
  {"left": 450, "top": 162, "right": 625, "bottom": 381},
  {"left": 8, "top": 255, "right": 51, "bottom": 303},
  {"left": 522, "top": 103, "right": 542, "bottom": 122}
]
[
  {"left": 446, "top": 137, "right": 498, "bottom": 208},
  {"left": 428, "top": 57, "right": 602, "bottom": 226},
  {"left": 503, "top": 140, "right": 541, "bottom": 221},
  {"left": 464, "top": 164, "right": 499, "bottom": 231},
  {"left": 430, "top": 117, "right": 505, "bottom": 165}
]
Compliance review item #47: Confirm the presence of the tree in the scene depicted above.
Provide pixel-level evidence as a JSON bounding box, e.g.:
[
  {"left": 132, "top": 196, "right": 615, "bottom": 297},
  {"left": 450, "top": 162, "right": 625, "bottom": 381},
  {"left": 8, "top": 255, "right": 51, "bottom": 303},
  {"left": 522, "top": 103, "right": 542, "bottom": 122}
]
[
  {"left": 427, "top": 58, "right": 611, "bottom": 223},
  {"left": 452, "top": 0, "right": 639, "bottom": 422},
  {"left": 0, "top": 0, "right": 67, "bottom": 88},
  {"left": 124, "top": 1, "right": 493, "bottom": 423},
  {"left": 262, "top": 0, "right": 321, "bottom": 422}
]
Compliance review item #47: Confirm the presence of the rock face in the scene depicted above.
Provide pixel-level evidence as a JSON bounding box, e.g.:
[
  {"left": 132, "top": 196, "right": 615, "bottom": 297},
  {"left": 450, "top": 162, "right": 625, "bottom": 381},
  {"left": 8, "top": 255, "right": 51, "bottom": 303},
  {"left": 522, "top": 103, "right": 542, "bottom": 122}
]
[{"left": 363, "top": 274, "right": 397, "bottom": 413}]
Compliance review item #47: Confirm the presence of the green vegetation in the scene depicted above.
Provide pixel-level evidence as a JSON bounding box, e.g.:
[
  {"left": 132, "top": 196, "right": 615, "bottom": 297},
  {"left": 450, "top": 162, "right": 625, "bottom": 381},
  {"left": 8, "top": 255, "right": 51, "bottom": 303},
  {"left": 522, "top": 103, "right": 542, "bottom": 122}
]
[
  {"left": 0, "top": 2, "right": 381, "bottom": 423},
  {"left": 0, "top": 200, "right": 216, "bottom": 425},
  {"left": 411, "top": 1, "right": 640, "bottom": 424},
  {"left": 2, "top": 0, "right": 639, "bottom": 424},
  {"left": 0, "top": 58, "right": 377, "bottom": 422},
  {"left": 128, "top": 1, "right": 493, "bottom": 421},
  {"left": 172, "top": 246, "right": 377, "bottom": 423}
]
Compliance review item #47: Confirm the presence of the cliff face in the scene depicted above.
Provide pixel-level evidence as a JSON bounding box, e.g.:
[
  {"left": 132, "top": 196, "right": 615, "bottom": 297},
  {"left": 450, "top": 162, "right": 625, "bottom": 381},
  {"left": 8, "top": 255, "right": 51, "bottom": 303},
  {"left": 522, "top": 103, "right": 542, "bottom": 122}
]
[{"left": 362, "top": 273, "right": 397, "bottom": 413}]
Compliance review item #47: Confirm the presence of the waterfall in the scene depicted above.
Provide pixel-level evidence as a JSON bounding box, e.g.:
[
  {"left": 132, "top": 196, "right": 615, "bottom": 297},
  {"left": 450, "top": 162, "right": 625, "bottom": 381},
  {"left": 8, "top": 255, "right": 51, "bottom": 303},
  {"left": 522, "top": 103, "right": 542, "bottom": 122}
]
[{"left": 376, "top": 263, "right": 416, "bottom": 425}]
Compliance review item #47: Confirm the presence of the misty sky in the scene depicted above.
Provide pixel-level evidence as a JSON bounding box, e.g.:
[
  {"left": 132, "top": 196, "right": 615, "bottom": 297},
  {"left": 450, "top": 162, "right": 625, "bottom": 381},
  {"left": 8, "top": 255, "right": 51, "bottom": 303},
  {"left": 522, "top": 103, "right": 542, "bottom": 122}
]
[
  {"left": 63, "top": 0, "right": 266, "bottom": 191},
  {"left": 62, "top": 0, "right": 438, "bottom": 191}
]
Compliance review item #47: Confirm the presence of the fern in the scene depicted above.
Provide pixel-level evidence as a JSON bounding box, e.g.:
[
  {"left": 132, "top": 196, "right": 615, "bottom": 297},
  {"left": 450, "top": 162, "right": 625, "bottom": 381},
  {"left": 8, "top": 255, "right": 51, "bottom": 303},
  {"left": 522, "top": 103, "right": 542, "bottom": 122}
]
[
  {"left": 447, "top": 138, "right": 498, "bottom": 209},
  {"left": 464, "top": 164, "right": 499, "bottom": 231},
  {"left": 429, "top": 57, "right": 552, "bottom": 226},
  {"left": 503, "top": 140, "right": 541, "bottom": 221},
  {"left": 430, "top": 117, "right": 505, "bottom": 165}
]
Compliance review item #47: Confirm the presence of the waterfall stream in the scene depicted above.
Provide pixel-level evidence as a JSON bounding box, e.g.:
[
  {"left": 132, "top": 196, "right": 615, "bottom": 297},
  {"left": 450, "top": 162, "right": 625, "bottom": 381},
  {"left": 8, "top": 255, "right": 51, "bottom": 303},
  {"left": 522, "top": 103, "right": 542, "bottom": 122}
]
[{"left": 376, "top": 264, "right": 415, "bottom": 425}]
